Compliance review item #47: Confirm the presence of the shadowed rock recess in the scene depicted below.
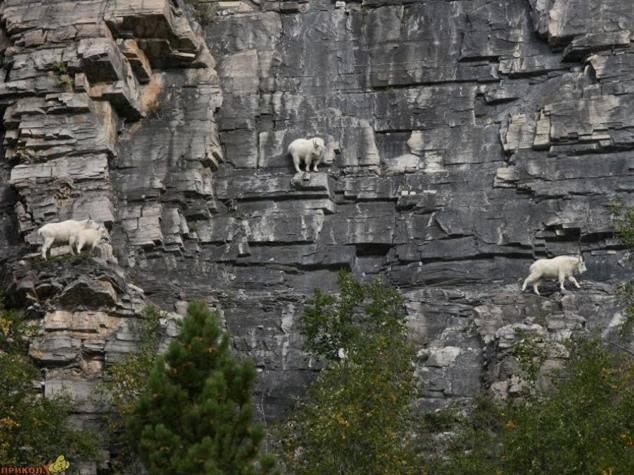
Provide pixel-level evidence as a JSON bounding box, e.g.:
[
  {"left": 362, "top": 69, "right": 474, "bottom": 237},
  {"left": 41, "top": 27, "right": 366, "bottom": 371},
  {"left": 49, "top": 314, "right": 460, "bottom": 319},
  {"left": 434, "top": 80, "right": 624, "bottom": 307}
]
[{"left": 1, "top": 0, "right": 633, "bottom": 465}]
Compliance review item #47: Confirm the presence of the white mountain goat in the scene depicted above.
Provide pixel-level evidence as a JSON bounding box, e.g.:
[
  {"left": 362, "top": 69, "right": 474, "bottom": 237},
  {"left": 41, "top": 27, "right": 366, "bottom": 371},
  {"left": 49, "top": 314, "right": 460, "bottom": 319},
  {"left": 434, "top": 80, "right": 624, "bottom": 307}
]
[
  {"left": 521, "top": 255, "right": 587, "bottom": 295},
  {"left": 69, "top": 225, "right": 109, "bottom": 256},
  {"left": 288, "top": 137, "right": 326, "bottom": 173},
  {"left": 37, "top": 219, "right": 101, "bottom": 259}
]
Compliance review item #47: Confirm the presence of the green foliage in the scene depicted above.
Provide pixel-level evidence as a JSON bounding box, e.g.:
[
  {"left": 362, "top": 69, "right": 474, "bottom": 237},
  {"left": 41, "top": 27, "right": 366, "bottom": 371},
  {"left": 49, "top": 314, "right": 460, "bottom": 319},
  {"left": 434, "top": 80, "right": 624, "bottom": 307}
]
[
  {"left": 99, "top": 306, "right": 164, "bottom": 473},
  {"left": 612, "top": 204, "right": 634, "bottom": 338},
  {"left": 52, "top": 61, "right": 74, "bottom": 90},
  {"left": 511, "top": 331, "right": 551, "bottom": 385},
  {"left": 427, "top": 339, "right": 634, "bottom": 475},
  {"left": 127, "top": 301, "right": 275, "bottom": 475},
  {"left": 278, "top": 271, "right": 418, "bottom": 475},
  {"left": 300, "top": 271, "right": 406, "bottom": 362},
  {"left": 613, "top": 205, "right": 634, "bottom": 254},
  {"left": 617, "top": 280, "right": 634, "bottom": 340},
  {"left": 103, "top": 306, "right": 163, "bottom": 419},
  {"left": 0, "top": 304, "right": 100, "bottom": 465}
]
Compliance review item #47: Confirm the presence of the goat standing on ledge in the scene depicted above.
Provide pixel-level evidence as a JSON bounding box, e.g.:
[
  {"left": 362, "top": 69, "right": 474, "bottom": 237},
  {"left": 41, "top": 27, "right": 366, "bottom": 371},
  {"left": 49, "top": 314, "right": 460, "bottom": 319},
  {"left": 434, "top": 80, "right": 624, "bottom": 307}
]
[
  {"left": 288, "top": 137, "right": 326, "bottom": 173},
  {"left": 69, "top": 225, "right": 109, "bottom": 255},
  {"left": 37, "top": 219, "right": 105, "bottom": 260},
  {"left": 521, "top": 255, "right": 587, "bottom": 295}
]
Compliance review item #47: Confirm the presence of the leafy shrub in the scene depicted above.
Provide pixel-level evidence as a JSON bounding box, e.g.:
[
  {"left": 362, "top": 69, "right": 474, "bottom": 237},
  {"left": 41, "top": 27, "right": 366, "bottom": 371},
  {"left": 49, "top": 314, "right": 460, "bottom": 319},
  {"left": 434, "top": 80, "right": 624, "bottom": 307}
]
[
  {"left": 613, "top": 205, "right": 634, "bottom": 253},
  {"left": 0, "top": 304, "right": 100, "bottom": 465},
  {"left": 52, "top": 61, "right": 74, "bottom": 90},
  {"left": 613, "top": 205, "right": 634, "bottom": 337},
  {"left": 277, "top": 271, "right": 419, "bottom": 475},
  {"left": 99, "top": 306, "right": 164, "bottom": 473},
  {"left": 427, "top": 339, "right": 634, "bottom": 475}
]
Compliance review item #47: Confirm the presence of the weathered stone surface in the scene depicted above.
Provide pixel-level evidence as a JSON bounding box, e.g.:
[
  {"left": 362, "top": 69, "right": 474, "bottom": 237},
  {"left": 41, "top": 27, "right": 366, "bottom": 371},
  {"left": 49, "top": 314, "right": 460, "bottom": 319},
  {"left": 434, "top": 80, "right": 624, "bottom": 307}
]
[
  {"left": 58, "top": 276, "right": 118, "bottom": 308},
  {"left": 0, "top": 2, "right": 220, "bottom": 470},
  {"left": 191, "top": 0, "right": 632, "bottom": 416}
]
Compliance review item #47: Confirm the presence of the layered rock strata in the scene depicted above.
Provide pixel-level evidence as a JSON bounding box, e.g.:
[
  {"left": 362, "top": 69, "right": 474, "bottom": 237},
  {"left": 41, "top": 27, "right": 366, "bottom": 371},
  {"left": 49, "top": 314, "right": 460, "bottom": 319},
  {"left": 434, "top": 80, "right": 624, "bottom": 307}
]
[
  {"left": 0, "top": 1, "right": 219, "bottom": 471},
  {"left": 198, "top": 0, "right": 634, "bottom": 415}
]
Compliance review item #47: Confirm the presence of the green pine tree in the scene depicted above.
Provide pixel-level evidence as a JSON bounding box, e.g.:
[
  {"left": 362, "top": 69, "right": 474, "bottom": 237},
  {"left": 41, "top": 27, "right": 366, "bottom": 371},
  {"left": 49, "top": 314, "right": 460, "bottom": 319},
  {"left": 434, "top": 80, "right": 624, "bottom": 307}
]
[{"left": 127, "top": 301, "right": 275, "bottom": 474}]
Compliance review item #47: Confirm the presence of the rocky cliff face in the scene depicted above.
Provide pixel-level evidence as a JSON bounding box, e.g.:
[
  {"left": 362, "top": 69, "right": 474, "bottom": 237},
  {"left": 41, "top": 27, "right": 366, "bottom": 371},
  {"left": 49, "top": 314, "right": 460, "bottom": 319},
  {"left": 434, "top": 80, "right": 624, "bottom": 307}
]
[
  {"left": 1, "top": 0, "right": 633, "bottom": 466},
  {"left": 199, "top": 0, "right": 634, "bottom": 414},
  {"left": 0, "top": 1, "right": 220, "bottom": 470}
]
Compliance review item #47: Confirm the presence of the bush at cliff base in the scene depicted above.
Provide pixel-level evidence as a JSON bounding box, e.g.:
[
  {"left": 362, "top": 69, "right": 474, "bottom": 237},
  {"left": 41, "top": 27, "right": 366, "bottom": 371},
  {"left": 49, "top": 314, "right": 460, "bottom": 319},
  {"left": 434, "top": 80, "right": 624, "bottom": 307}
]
[
  {"left": 126, "top": 300, "right": 275, "bottom": 475},
  {"left": 0, "top": 305, "right": 100, "bottom": 465},
  {"left": 426, "top": 338, "right": 634, "bottom": 475},
  {"left": 100, "top": 305, "right": 163, "bottom": 474},
  {"left": 277, "top": 271, "right": 419, "bottom": 475}
]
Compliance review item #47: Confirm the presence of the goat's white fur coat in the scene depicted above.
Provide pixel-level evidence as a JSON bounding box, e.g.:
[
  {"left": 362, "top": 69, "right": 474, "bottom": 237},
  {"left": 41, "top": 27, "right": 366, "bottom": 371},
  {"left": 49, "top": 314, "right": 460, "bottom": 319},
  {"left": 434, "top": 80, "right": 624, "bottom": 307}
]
[{"left": 521, "top": 255, "right": 587, "bottom": 295}]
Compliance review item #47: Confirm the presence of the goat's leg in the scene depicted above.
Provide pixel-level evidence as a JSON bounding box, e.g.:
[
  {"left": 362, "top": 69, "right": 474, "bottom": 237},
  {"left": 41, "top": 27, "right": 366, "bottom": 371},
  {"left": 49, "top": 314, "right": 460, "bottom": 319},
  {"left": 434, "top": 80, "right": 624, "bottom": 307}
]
[
  {"left": 568, "top": 275, "right": 581, "bottom": 288},
  {"left": 41, "top": 237, "right": 54, "bottom": 260},
  {"left": 69, "top": 235, "right": 77, "bottom": 255},
  {"left": 76, "top": 236, "right": 86, "bottom": 254},
  {"left": 292, "top": 153, "right": 302, "bottom": 173},
  {"left": 522, "top": 272, "right": 538, "bottom": 292},
  {"left": 312, "top": 153, "right": 320, "bottom": 172},
  {"left": 559, "top": 272, "right": 567, "bottom": 292}
]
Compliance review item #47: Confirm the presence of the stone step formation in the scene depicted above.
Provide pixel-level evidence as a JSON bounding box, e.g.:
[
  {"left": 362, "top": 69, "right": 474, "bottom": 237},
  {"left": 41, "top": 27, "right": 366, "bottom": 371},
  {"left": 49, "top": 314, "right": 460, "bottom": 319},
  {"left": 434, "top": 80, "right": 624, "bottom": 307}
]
[{"left": 0, "top": 0, "right": 633, "bottom": 471}]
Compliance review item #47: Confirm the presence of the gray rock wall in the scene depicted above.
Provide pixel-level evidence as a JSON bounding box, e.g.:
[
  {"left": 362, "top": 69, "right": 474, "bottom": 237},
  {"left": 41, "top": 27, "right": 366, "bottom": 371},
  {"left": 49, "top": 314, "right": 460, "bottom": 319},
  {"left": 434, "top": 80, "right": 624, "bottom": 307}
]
[
  {"left": 1, "top": 0, "right": 633, "bottom": 450},
  {"left": 0, "top": 2, "right": 219, "bottom": 471},
  {"left": 167, "top": 0, "right": 631, "bottom": 416},
  {"left": 198, "top": 0, "right": 633, "bottom": 415}
]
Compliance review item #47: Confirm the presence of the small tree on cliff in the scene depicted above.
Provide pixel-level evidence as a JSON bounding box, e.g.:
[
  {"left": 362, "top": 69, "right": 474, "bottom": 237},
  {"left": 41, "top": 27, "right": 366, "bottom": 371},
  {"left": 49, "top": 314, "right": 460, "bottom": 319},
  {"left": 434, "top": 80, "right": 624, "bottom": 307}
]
[
  {"left": 614, "top": 205, "right": 634, "bottom": 335},
  {"left": 99, "top": 305, "right": 164, "bottom": 474},
  {"left": 127, "top": 301, "right": 275, "bottom": 474},
  {"left": 278, "top": 271, "right": 418, "bottom": 474}
]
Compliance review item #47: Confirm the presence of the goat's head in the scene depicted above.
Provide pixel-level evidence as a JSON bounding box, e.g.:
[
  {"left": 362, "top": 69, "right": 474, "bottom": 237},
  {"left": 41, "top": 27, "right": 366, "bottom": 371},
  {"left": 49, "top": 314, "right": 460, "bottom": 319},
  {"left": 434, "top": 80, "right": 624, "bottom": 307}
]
[{"left": 577, "top": 256, "right": 587, "bottom": 274}]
